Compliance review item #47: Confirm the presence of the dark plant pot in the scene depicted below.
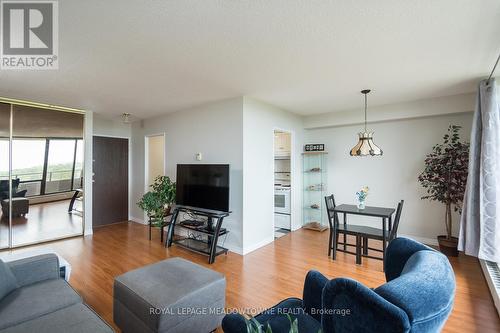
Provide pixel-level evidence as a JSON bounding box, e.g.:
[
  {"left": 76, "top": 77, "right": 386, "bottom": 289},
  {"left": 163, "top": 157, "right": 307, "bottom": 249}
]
[{"left": 437, "top": 236, "right": 459, "bottom": 257}]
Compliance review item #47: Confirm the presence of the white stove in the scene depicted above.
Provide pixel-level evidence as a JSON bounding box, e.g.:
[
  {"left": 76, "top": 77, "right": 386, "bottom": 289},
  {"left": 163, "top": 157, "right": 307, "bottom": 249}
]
[{"left": 274, "top": 185, "right": 291, "bottom": 230}]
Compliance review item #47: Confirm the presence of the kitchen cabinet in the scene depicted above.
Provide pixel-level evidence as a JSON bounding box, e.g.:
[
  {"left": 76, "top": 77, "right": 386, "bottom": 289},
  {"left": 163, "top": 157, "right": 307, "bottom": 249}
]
[{"left": 274, "top": 132, "right": 291, "bottom": 156}]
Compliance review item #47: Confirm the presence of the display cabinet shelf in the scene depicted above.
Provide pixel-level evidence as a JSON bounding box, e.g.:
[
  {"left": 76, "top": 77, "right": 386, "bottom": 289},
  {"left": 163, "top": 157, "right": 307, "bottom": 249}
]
[{"left": 302, "top": 151, "right": 328, "bottom": 231}]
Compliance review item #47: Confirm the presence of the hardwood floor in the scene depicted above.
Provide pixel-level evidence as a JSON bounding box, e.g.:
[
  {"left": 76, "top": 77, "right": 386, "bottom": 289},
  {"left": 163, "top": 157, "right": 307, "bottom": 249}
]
[
  {"left": 2, "top": 222, "right": 499, "bottom": 332},
  {"left": 0, "top": 199, "right": 83, "bottom": 248}
]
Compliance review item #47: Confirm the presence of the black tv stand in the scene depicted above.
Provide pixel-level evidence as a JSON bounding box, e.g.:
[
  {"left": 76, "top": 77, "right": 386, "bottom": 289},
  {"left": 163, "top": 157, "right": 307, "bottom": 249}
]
[{"left": 166, "top": 205, "right": 231, "bottom": 264}]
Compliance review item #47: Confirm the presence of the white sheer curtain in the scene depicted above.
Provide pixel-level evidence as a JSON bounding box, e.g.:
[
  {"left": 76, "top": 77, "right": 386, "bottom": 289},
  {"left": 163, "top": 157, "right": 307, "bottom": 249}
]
[{"left": 459, "top": 78, "right": 500, "bottom": 262}]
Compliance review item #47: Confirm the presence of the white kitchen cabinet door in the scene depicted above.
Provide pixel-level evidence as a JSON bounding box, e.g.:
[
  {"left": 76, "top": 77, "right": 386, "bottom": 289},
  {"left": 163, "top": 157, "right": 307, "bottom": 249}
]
[{"left": 274, "top": 132, "right": 291, "bottom": 155}]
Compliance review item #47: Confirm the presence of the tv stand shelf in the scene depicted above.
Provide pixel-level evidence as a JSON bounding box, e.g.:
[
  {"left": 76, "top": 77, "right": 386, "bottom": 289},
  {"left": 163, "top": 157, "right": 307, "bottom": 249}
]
[
  {"left": 178, "top": 221, "right": 228, "bottom": 236},
  {"left": 174, "top": 238, "right": 228, "bottom": 258},
  {"left": 166, "top": 205, "right": 231, "bottom": 264}
]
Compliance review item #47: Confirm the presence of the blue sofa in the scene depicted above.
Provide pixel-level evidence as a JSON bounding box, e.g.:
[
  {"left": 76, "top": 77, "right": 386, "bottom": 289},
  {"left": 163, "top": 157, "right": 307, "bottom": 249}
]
[{"left": 222, "top": 237, "right": 456, "bottom": 333}]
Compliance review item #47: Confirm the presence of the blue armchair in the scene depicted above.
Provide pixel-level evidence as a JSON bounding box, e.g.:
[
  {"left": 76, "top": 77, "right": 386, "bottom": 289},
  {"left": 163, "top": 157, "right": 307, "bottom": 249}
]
[{"left": 222, "top": 237, "right": 456, "bottom": 333}]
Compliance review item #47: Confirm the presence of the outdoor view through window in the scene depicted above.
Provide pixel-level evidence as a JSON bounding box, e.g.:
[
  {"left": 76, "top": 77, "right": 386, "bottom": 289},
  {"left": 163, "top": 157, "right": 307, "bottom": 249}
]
[{"left": 0, "top": 103, "right": 84, "bottom": 249}]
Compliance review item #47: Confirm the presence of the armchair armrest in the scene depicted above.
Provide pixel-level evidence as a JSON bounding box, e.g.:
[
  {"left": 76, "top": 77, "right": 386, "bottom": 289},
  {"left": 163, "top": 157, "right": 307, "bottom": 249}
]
[
  {"left": 384, "top": 237, "right": 434, "bottom": 281},
  {"left": 221, "top": 313, "right": 248, "bottom": 333},
  {"left": 322, "top": 278, "right": 410, "bottom": 333},
  {"left": 13, "top": 189, "right": 27, "bottom": 198},
  {"left": 302, "top": 270, "right": 329, "bottom": 322},
  {"left": 7, "top": 254, "right": 60, "bottom": 287}
]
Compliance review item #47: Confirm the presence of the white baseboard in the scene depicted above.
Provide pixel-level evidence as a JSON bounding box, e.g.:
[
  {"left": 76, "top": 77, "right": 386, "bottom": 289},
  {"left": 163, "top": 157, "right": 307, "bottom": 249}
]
[
  {"left": 129, "top": 216, "right": 146, "bottom": 225},
  {"left": 227, "top": 245, "right": 243, "bottom": 255},
  {"left": 242, "top": 236, "right": 274, "bottom": 255}
]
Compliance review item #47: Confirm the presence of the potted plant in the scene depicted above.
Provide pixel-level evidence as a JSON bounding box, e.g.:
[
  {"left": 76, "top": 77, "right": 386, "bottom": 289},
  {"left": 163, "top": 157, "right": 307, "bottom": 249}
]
[
  {"left": 138, "top": 176, "right": 176, "bottom": 226},
  {"left": 418, "top": 125, "right": 469, "bottom": 256}
]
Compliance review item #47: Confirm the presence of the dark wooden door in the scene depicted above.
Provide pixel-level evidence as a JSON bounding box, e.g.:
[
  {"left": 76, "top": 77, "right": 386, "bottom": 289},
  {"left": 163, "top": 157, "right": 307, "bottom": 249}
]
[{"left": 92, "top": 136, "right": 128, "bottom": 227}]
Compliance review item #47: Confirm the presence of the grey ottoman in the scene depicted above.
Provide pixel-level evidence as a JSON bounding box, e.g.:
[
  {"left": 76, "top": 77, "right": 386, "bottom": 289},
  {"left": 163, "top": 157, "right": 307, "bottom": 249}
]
[{"left": 113, "top": 257, "right": 226, "bottom": 333}]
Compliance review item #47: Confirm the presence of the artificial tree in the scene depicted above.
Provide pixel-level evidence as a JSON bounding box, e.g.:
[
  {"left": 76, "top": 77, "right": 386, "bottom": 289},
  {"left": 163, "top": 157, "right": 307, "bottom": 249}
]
[{"left": 418, "top": 125, "right": 469, "bottom": 256}]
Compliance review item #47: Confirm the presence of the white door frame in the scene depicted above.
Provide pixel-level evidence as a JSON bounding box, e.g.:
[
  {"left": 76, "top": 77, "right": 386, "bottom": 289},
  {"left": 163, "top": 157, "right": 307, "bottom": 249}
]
[{"left": 144, "top": 133, "right": 166, "bottom": 223}]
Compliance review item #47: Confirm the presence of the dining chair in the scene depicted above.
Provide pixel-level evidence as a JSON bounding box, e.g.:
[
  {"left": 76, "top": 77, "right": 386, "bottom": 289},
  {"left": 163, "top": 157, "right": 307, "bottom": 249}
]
[
  {"left": 324, "top": 194, "right": 360, "bottom": 260},
  {"left": 360, "top": 200, "right": 404, "bottom": 262}
]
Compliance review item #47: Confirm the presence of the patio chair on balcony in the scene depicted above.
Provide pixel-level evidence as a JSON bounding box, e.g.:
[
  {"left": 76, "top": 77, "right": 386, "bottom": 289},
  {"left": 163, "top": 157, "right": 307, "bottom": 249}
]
[{"left": 0, "top": 179, "right": 28, "bottom": 201}]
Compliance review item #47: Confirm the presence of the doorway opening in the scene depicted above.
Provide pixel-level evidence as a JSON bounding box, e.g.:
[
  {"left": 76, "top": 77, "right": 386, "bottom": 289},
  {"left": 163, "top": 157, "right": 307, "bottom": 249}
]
[
  {"left": 273, "top": 129, "right": 292, "bottom": 240},
  {"left": 145, "top": 134, "right": 165, "bottom": 192}
]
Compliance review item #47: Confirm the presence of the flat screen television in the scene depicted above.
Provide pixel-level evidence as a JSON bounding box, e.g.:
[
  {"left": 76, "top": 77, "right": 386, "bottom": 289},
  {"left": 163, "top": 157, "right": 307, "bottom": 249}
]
[{"left": 176, "top": 164, "right": 230, "bottom": 212}]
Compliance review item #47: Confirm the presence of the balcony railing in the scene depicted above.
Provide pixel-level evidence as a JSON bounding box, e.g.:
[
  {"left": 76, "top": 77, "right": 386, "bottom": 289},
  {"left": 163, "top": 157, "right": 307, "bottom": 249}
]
[{"left": 0, "top": 170, "right": 83, "bottom": 197}]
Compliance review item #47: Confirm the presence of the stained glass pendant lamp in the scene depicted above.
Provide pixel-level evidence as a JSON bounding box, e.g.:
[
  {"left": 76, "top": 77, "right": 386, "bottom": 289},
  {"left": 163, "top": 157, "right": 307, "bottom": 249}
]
[{"left": 349, "top": 89, "right": 383, "bottom": 156}]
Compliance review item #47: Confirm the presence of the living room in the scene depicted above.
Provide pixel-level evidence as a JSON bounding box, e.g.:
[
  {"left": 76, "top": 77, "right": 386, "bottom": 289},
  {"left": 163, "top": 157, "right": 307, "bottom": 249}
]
[{"left": 0, "top": 1, "right": 499, "bottom": 333}]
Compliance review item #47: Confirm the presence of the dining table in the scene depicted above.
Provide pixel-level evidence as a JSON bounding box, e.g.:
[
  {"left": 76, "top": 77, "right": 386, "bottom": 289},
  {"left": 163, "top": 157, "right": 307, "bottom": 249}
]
[{"left": 331, "top": 204, "right": 396, "bottom": 263}]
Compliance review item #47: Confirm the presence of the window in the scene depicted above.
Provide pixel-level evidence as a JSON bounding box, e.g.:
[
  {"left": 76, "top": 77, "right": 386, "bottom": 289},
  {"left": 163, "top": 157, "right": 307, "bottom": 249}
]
[
  {"left": 2, "top": 138, "right": 83, "bottom": 196},
  {"left": 73, "top": 139, "right": 84, "bottom": 189},
  {"left": 12, "top": 139, "right": 46, "bottom": 196},
  {"left": 0, "top": 139, "right": 8, "bottom": 181},
  {"left": 45, "top": 140, "right": 76, "bottom": 194}
]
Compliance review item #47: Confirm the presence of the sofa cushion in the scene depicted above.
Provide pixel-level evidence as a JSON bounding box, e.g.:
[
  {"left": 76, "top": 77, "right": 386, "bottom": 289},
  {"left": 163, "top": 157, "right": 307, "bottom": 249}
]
[
  {"left": 0, "top": 260, "right": 18, "bottom": 301},
  {"left": 0, "top": 278, "right": 82, "bottom": 330},
  {"left": 0, "top": 303, "right": 113, "bottom": 333}
]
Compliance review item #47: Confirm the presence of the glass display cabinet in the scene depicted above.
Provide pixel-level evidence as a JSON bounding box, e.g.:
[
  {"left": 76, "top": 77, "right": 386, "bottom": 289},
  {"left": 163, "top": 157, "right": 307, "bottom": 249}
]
[{"left": 302, "top": 151, "right": 328, "bottom": 231}]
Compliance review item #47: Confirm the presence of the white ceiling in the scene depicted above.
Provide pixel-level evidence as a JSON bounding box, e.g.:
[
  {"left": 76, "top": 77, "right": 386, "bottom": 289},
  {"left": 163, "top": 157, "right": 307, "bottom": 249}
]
[{"left": 0, "top": 0, "right": 498, "bottom": 119}]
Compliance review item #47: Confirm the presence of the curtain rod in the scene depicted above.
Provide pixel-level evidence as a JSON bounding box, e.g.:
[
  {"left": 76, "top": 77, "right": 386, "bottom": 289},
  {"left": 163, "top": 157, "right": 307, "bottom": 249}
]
[{"left": 487, "top": 52, "right": 500, "bottom": 84}]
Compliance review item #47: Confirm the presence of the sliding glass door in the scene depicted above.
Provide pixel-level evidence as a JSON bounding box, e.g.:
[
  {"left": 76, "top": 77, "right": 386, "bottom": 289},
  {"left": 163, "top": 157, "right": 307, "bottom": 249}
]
[
  {"left": 0, "top": 101, "right": 85, "bottom": 249},
  {"left": 0, "top": 103, "right": 10, "bottom": 249}
]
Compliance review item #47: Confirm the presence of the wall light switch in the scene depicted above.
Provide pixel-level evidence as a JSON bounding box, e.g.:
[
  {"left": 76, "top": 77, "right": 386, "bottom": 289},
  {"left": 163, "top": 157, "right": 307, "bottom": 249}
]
[{"left": 196, "top": 153, "right": 203, "bottom": 161}]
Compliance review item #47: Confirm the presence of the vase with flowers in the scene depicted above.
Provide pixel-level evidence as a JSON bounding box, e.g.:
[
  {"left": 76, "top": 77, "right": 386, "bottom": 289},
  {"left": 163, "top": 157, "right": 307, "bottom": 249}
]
[{"left": 355, "top": 186, "right": 369, "bottom": 209}]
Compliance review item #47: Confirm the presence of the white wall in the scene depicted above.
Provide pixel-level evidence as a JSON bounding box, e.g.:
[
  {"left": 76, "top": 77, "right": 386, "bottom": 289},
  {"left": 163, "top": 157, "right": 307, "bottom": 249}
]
[
  {"left": 93, "top": 114, "right": 131, "bottom": 138},
  {"left": 242, "top": 97, "right": 304, "bottom": 254},
  {"left": 304, "top": 112, "right": 474, "bottom": 244},
  {"left": 83, "top": 111, "right": 93, "bottom": 235},
  {"left": 130, "top": 98, "right": 244, "bottom": 253}
]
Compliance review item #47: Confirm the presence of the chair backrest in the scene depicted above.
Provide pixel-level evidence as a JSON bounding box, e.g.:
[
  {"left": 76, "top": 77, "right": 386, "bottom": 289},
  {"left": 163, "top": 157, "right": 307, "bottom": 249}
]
[
  {"left": 0, "top": 180, "right": 8, "bottom": 192},
  {"left": 324, "top": 194, "right": 338, "bottom": 228},
  {"left": 389, "top": 200, "right": 404, "bottom": 241},
  {"left": 0, "top": 179, "right": 20, "bottom": 191},
  {"left": 376, "top": 237, "right": 455, "bottom": 331}
]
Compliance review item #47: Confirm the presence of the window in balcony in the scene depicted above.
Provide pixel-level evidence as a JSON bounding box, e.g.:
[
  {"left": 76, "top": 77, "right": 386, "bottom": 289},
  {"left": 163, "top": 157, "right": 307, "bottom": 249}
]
[
  {"left": 73, "top": 139, "right": 84, "bottom": 190},
  {"left": 12, "top": 139, "right": 45, "bottom": 196},
  {"left": 45, "top": 139, "right": 77, "bottom": 194},
  {"left": 0, "top": 139, "right": 8, "bottom": 181}
]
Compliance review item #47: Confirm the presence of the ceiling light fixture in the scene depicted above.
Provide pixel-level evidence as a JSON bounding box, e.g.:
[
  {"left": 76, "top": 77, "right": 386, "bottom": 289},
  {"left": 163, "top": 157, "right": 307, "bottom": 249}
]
[
  {"left": 122, "top": 113, "right": 131, "bottom": 123},
  {"left": 349, "top": 89, "right": 383, "bottom": 156}
]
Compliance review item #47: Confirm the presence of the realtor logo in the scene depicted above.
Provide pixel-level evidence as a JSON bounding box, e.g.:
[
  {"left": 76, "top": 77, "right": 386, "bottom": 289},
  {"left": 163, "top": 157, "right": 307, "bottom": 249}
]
[{"left": 1, "top": 0, "right": 58, "bottom": 69}]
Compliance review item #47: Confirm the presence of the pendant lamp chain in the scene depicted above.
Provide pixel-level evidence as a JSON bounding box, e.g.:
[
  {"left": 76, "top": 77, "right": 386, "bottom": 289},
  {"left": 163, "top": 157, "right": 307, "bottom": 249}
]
[{"left": 364, "top": 92, "right": 367, "bottom": 132}]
